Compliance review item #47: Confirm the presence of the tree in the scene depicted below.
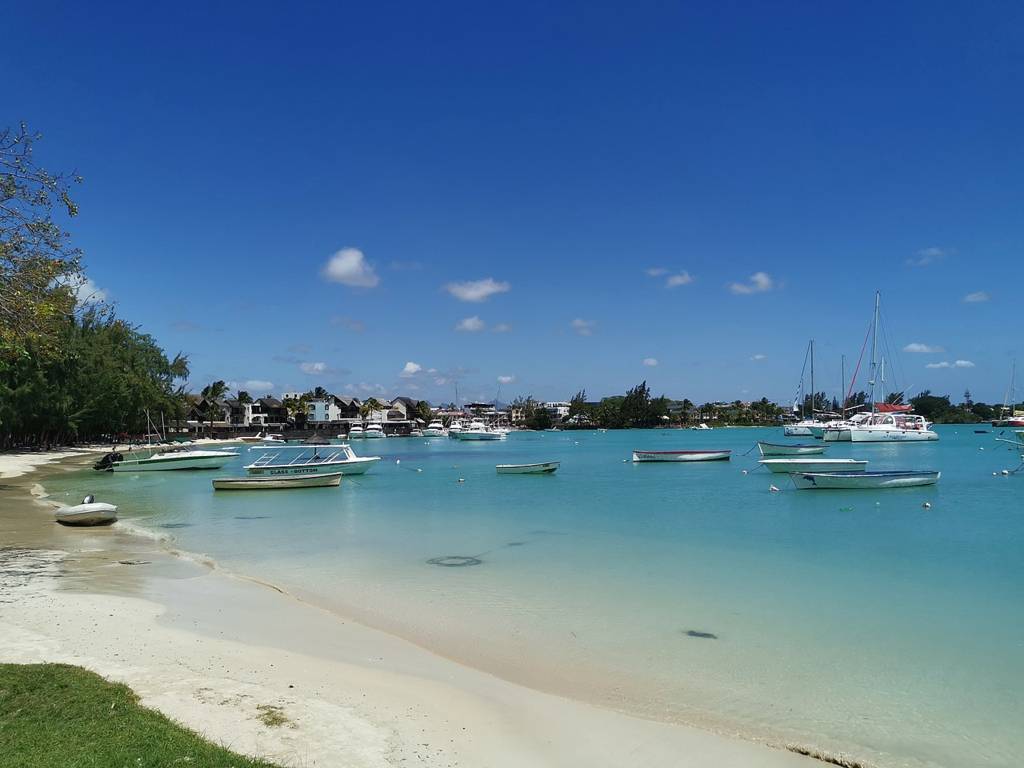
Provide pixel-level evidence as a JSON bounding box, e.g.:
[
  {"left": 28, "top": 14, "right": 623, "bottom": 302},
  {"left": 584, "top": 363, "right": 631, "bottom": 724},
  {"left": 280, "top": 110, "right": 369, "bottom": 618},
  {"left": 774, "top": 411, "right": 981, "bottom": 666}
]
[
  {"left": 360, "top": 398, "right": 384, "bottom": 421},
  {"left": 200, "top": 380, "right": 228, "bottom": 433},
  {"left": 312, "top": 386, "right": 328, "bottom": 399},
  {"left": 415, "top": 400, "right": 433, "bottom": 423},
  {"left": 1, "top": 124, "right": 84, "bottom": 357}
]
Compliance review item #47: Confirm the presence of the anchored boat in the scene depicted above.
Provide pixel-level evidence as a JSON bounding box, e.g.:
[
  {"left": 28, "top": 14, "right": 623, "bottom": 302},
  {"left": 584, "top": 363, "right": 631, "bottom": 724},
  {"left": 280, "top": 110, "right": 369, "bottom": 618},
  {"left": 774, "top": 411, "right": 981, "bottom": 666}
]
[
  {"left": 103, "top": 448, "right": 238, "bottom": 472},
  {"left": 496, "top": 461, "right": 560, "bottom": 475},
  {"left": 245, "top": 444, "right": 380, "bottom": 476},
  {"left": 757, "top": 442, "right": 827, "bottom": 457},
  {"left": 759, "top": 458, "right": 868, "bottom": 474},
  {"left": 632, "top": 449, "right": 731, "bottom": 462},
  {"left": 213, "top": 472, "right": 343, "bottom": 490},
  {"left": 790, "top": 470, "right": 940, "bottom": 490}
]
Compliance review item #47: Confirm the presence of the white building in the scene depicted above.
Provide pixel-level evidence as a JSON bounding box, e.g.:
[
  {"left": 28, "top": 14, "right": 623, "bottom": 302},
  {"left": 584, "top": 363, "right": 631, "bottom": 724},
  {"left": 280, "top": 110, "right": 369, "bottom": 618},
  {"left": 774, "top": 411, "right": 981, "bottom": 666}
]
[
  {"left": 543, "top": 401, "right": 571, "bottom": 421},
  {"left": 307, "top": 395, "right": 361, "bottom": 424}
]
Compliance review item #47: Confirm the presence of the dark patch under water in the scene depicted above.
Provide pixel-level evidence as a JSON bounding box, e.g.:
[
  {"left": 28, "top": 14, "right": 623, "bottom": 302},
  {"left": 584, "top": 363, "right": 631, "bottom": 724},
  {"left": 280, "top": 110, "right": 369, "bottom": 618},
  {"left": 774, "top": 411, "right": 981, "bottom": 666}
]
[
  {"left": 505, "top": 541, "right": 527, "bottom": 547},
  {"left": 427, "top": 555, "right": 483, "bottom": 567},
  {"left": 234, "top": 515, "right": 270, "bottom": 520},
  {"left": 159, "top": 523, "right": 193, "bottom": 529},
  {"left": 684, "top": 630, "right": 718, "bottom": 639}
]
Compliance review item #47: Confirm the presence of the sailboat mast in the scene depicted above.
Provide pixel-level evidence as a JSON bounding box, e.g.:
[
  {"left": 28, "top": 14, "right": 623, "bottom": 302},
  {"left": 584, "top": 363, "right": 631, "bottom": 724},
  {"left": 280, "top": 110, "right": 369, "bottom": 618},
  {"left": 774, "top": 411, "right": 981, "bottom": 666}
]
[
  {"left": 841, "top": 354, "right": 846, "bottom": 419},
  {"left": 868, "top": 291, "right": 880, "bottom": 412},
  {"left": 810, "top": 339, "right": 815, "bottom": 420}
]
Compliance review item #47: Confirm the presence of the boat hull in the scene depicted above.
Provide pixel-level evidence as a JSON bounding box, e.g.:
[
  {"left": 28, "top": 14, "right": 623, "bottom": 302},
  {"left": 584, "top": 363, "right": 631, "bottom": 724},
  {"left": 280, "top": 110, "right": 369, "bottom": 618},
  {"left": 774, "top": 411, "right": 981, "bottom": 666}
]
[
  {"left": 790, "top": 470, "right": 940, "bottom": 489},
  {"left": 822, "top": 428, "right": 851, "bottom": 442},
  {"left": 632, "top": 450, "right": 731, "bottom": 462},
  {"left": 112, "top": 451, "right": 237, "bottom": 471},
  {"left": 496, "top": 461, "right": 560, "bottom": 474},
  {"left": 849, "top": 429, "right": 939, "bottom": 442},
  {"left": 245, "top": 458, "right": 378, "bottom": 476},
  {"left": 759, "top": 459, "right": 868, "bottom": 474},
  {"left": 783, "top": 426, "right": 814, "bottom": 437},
  {"left": 55, "top": 503, "right": 118, "bottom": 526},
  {"left": 213, "top": 472, "right": 342, "bottom": 490},
  {"left": 457, "top": 432, "right": 502, "bottom": 441},
  {"left": 757, "top": 442, "right": 827, "bottom": 456}
]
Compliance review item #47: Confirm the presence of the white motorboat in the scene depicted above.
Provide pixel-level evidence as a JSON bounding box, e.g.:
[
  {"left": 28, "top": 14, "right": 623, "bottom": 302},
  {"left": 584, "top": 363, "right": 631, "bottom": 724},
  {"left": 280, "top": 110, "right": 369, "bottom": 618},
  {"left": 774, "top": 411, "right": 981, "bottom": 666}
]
[
  {"left": 456, "top": 420, "right": 503, "bottom": 441},
  {"left": 447, "top": 419, "right": 464, "bottom": 438},
  {"left": 213, "top": 472, "right": 342, "bottom": 490},
  {"left": 757, "top": 442, "right": 827, "bottom": 457},
  {"left": 109, "top": 449, "right": 238, "bottom": 472},
  {"left": 496, "top": 461, "right": 560, "bottom": 475},
  {"left": 691, "top": 422, "right": 712, "bottom": 430},
  {"left": 55, "top": 496, "right": 118, "bottom": 526},
  {"left": 849, "top": 413, "right": 938, "bottom": 442},
  {"left": 245, "top": 444, "right": 380, "bottom": 476},
  {"left": 632, "top": 449, "right": 731, "bottom": 462},
  {"left": 363, "top": 423, "right": 386, "bottom": 439},
  {"left": 784, "top": 419, "right": 827, "bottom": 437},
  {"left": 347, "top": 425, "right": 365, "bottom": 439},
  {"left": 790, "top": 470, "right": 940, "bottom": 490},
  {"left": 759, "top": 458, "right": 868, "bottom": 474},
  {"left": 423, "top": 420, "right": 447, "bottom": 437}
]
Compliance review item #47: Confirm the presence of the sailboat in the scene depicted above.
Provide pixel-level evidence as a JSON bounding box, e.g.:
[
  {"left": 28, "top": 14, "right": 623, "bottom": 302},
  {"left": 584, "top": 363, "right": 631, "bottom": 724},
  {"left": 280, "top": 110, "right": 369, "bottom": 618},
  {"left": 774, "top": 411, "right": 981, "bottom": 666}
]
[
  {"left": 993, "top": 362, "right": 1023, "bottom": 427},
  {"left": 848, "top": 292, "right": 938, "bottom": 443},
  {"left": 784, "top": 339, "right": 828, "bottom": 437}
]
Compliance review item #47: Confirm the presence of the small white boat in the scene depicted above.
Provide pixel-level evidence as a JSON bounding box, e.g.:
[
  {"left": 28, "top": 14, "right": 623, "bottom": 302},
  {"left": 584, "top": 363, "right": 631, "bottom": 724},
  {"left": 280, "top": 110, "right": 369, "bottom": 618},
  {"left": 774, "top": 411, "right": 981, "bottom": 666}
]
[
  {"left": 759, "top": 458, "right": 868, "bottom": 474},
  {"left": 784, "top": 420, "right": 827, "bottom": 437},
  {"left": 790, "top": 470, "right": 940, "bottom": 490},
  {"left": 447, "top": 420, "right": 464, "bottom": 438},
  {"left": 245, "top": 444, "right": 380, "bottom": 476},
  {"left": 348, "top": 425, "right": 365, "bottom": 439},
  {"left": 496, "top": 461, "right": 560, "bottom": 475},
  {"left": 363, "top": 423, "right": 386, "bottom": 439},
  {"left": 423, "top": 420, "right": 447, "bottom": 437},
  {"left": 213, "top": 472, "right": 342, "bottom": 490},
  {"left": 456, "top": 420, "right": 503, "bottom": 441},
  {"left": 409, "top": 429, "right": 424, "bottom": 437},
  {"left": 111, "top": 449, "right": 238, "bottom": 472},
  {"left": 632, "top": 449, "right": 731, "bottom": 462},
  {"left": 691, "top": 422, "right": 712, "bottom": 430},
  {"left": 757, "top": 442, "right": 827, "bottom": 457},
  {"left": 55, "top": 497, "right": 118, "bottom": 526}
]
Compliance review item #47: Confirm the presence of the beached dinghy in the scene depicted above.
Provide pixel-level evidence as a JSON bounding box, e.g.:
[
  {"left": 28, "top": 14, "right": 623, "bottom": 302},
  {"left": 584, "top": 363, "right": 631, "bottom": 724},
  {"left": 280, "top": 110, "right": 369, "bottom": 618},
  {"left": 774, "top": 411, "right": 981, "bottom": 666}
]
[
  {"left": 496, "top": 461, "right": 560, "bottom": 475},
  {"left": 55, "top": 496, "right": 118, "bottom": 526},
  {"left": 212, "top": 472, "right": 342, "bottom": 490},
  {"left": 632, "top": 449, "right": 731, "bottom": 462},
  {"left": 759, "top": 458, "right": 867, "bottom": 474},
  {"left": 757, "top": 442, "right": 827, "bottom": 457},
  {"left": 790, "top": 470, "right": 940, "bottom": 490}
]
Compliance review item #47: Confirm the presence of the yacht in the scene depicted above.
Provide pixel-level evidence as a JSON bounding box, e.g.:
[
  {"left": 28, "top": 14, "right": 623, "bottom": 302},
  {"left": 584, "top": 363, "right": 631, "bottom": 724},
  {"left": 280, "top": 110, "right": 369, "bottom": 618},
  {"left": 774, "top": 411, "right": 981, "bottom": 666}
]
[
  {"left": 105, "top": 448, "right": 239, "bottom": 472},
  {"left": 447, "top": 419, "right": 465, "bottom": 438},
  {"left": 347, "top": 424, "right": 365, "bottom": 439},
  {"left": 423, "top": 420, "right": 447, "bottom": 437},
  {"left": 455, "top": 420, "right": 503, "bottom": 441},
  {"left": 245, "top": 444, "right": 380, "bottom": 475},
  {"left": 784, "top": 419, "right": 827, "bottom": 437},
  {"left": 849, "top": 413, "right": 938, "bottom": 442},
  {"left": 363, "top": 423, "right": 386, "bottom": 439}
]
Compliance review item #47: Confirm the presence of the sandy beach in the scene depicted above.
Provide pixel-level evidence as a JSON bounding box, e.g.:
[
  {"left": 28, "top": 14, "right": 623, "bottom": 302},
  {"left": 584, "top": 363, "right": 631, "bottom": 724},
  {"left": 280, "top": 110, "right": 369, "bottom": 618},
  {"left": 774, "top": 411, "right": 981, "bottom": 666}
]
[{"left": 0, "top": 450, "right": 817, "bottom": 768}]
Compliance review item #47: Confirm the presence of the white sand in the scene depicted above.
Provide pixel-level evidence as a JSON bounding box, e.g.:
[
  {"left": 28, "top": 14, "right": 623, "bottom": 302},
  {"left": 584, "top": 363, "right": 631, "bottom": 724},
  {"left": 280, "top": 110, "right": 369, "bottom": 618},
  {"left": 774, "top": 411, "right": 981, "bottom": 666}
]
[
  {"left": 0, "top": 454, "right": 814, "bottom": 768},
  {"left": 0, "top": 448, "right": 98, "bottom": 479}
]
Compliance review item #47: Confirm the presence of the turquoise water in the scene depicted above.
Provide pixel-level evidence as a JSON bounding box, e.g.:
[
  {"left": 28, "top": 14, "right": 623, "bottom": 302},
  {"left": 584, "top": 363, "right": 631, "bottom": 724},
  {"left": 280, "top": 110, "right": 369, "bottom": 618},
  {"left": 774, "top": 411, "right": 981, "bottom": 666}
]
[{"left": 46, "top": 428, "right": 1024, "bottom": 767}]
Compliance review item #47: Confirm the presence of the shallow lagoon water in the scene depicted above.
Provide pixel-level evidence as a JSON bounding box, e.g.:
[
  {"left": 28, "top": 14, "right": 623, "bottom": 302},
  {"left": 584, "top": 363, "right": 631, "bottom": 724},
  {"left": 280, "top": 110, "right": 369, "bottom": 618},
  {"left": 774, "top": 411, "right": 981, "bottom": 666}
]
[{"left": 47, "top": 427, "right": 1024, "bottom": 767}]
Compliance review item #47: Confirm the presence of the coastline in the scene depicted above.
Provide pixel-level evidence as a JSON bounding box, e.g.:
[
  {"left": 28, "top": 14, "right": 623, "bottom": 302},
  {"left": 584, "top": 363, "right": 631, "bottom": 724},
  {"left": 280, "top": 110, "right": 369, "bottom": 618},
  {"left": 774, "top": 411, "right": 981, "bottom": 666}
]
[{"left": 0, "top": 452, "right": 816, "bottom": 767}]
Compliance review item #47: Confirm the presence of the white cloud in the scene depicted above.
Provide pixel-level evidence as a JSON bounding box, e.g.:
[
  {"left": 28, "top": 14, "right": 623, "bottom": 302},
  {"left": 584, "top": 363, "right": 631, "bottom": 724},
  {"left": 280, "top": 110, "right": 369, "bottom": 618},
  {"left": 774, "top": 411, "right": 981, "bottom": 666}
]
[
  {"left": 904, "top": 343, "right": 944, "bottom": 354},
  {"left": 72, "top": 275, "right": 108, "bottom": 305},
  {"left": 444, "top": 277, "right": 510, "bottom": 302},
  {"left": 358, "top": 382, "right": 387, "bottom": 395},
  {"left": 645, "top": 267, "right": 668, "bottom": 277},
  {"left": 227, "top": 379, "right": 274, "bottom": 392},
  {"left": 666, "top": 271, "right": 694, "bottom": 288},
  {"left": 455, "top": 316, "right": 485, "bottom": 332},
  {"left": 954, "top": 359, "right": 975, "bottom": 368},
  {"left": 642, "top": 358, "right": 658, "bottom": 367},
  {"left": 750, "top": 353, "right": 767, "bottom": 361},
  {"left": 907, "top": 247, "right": 950, "bottom": 267},
  {"left": 322, "top": 247, "right": 379, "bottom": 287},
  {"left": 729, "top": 271, "right": 775, "bottom": 295},
  {"left": 497, "top": 375, "right": 515, "bottom": 384},
  {"left": 571, "top": 318, "right": 595, "bottom": 336},
  {"left": 492, "top": 323, "right": 512, "bottom": 333},
  {"left": 300, "top": 362, "right": 328, "bottom": 375},
  {"left": 926, "top": 360, "right": 975, "bottom": 369},
  {"left": 400, "top": 361, "right": 422, "bottom": 377},
  {"left": 963, "top": 291, "right": 990, "bottom": 303}
]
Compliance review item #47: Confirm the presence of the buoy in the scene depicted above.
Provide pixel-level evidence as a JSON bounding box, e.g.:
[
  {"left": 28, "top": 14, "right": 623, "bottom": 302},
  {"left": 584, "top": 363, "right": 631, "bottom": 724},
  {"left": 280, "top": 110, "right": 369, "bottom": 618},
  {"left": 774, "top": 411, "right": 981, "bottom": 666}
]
[
  {"left": 993, "top": 472, "right": 998, "bottom": 476},
  {"left": 416, "top": 468, "right": 423, "bottom": 473},
  {"left": 458, "top": 478, "right": 465, "bottom": 483},
  {"left": 922, "top": 502, "right": 931, "bottom": 509},
  {"left": 1002, "top": 470, "right": 1010, "bottom": 476},
  {"left": 741, "top": 469, "right": 748, "bottom": 475},
  {"left": 769, "top": 484, "right": 780, "bottom": 492},
  {"left": 396, "top": 459, "right": 401, "bottom": 464},
  {"left": 980, "top": 447, "right": 985, "bottom": 451}
]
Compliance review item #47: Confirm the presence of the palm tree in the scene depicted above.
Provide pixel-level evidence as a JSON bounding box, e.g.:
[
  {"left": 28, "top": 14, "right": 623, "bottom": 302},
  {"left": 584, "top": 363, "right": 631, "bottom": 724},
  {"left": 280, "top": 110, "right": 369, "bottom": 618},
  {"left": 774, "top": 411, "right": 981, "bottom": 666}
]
[
  {"left": 200, "top": 380, "right": 228, "bottom": 434},
  {"left": 359, "top": 397, "right": 384, "bottom": 422}
]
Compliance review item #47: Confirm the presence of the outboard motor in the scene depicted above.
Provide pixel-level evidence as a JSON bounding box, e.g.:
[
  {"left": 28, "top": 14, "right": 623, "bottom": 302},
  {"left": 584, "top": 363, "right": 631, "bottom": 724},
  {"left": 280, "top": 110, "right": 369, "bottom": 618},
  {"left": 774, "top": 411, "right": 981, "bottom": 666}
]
[
  {"left": 83, "top": 494, "right": 95, "bottom": 504},
  {"left": 92, "top": 452, "right": 123, "bottom": 471}
]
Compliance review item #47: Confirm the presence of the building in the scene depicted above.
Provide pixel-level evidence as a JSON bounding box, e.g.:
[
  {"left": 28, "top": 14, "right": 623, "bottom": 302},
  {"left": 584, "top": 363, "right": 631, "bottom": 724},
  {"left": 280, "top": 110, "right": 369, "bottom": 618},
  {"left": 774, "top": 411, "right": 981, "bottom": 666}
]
[
  {"left": 281, "top": 391, "right": 302, "bottom": 402},
  {"left": 250, "top": 397, "right": 288, "bottom": 427},
  {"left": 542, "top": 401, "right": 571, "bottom": 422},
  {"left": 307, "top": 395, "right": 361, "bottom": 425}
]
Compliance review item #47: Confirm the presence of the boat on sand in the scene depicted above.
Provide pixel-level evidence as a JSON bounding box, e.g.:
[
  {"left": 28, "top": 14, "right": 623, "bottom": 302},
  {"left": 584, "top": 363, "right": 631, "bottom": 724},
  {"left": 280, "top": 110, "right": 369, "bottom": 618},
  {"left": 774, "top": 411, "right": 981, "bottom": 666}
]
[{"left": 55, "top": 497, "right": 118, "bottom": 526}]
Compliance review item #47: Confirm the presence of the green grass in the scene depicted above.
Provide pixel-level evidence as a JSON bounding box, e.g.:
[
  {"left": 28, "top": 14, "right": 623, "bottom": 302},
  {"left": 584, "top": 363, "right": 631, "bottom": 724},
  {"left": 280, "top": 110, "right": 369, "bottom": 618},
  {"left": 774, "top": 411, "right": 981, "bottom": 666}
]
[{"left": 0, "top": 663, "right": 281, "bottom": 768}]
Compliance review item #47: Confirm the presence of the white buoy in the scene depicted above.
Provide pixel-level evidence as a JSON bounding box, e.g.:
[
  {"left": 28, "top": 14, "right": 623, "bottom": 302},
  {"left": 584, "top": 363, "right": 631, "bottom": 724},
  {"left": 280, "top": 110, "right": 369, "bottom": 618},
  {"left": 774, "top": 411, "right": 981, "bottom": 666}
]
[
  {"left": 741, "top": 469, "right": 748, "bottom": 475},
  {"left": 458, "top": 478, "right": 465, "bottom": 483},
  {"left": 1002, "top": 470, "right": 1010, "bottom": 475},
  {"left": 396, "top": 459, "right": 401, "bottom": 464},
  {"left": 769, "top": 484, "right": 780, "bottom": 492},
  {"left": 922, "top": 502, "right": 931, "bottom": 509}
]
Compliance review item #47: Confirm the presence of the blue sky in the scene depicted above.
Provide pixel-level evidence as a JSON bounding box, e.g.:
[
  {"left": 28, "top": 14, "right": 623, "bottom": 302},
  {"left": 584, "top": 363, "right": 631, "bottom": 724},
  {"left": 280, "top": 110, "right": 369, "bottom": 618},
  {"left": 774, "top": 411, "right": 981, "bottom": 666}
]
[{"left": 6, "top": 2, "right": 1022, "bottom": 404}]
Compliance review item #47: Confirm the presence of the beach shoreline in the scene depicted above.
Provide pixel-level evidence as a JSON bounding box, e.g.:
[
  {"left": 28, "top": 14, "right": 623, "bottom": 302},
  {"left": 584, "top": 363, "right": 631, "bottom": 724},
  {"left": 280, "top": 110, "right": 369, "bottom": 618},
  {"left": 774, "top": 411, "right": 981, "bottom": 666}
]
[{"left": 0, "top": 450, "right": 822, "bottom": 767}]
